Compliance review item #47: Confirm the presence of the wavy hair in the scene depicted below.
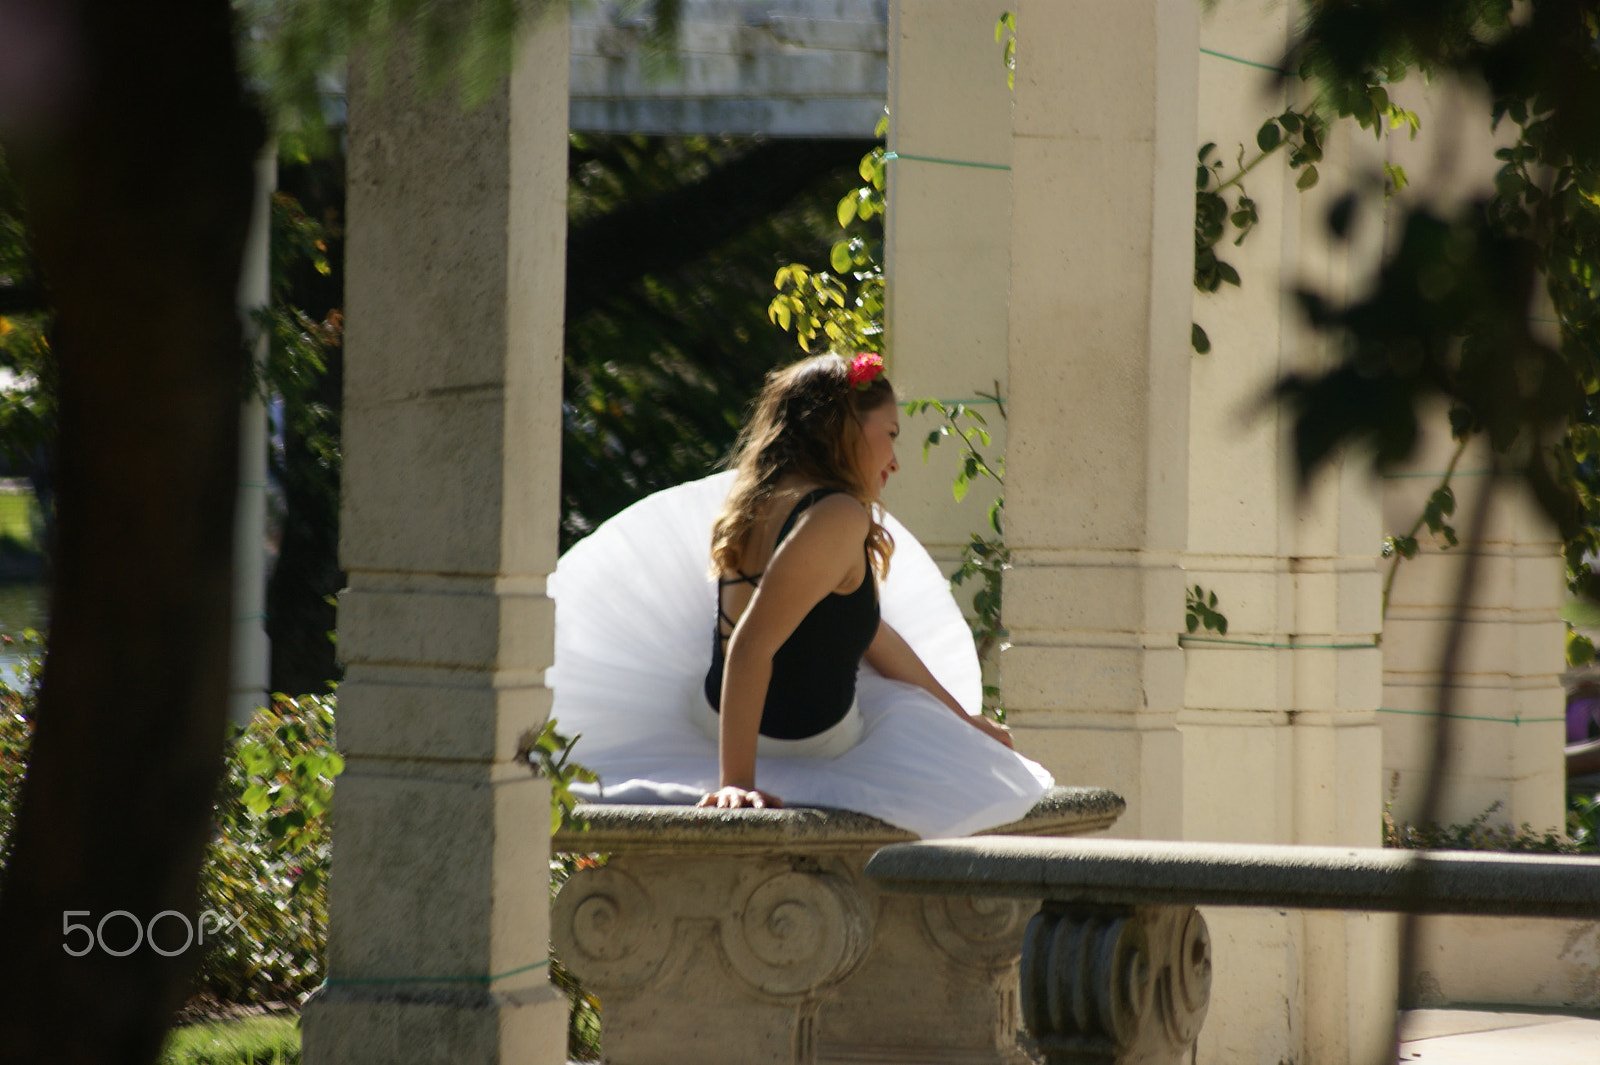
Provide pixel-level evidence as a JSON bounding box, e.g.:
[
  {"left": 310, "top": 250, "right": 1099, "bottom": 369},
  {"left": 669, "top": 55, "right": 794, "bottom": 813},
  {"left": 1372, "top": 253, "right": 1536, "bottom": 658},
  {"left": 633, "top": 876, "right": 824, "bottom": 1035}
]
[{"left": 710, "top": 353, "right": 895, "bottom": 579}]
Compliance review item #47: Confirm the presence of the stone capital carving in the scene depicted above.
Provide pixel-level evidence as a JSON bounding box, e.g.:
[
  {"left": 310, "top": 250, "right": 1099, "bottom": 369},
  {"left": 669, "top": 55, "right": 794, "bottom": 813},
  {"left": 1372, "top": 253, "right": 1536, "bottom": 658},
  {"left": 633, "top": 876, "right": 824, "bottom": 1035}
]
[
  {"left": 919, "top": 894, "right": 1036, "bottom": 971},
  {"left": 1019, "top": 904, "right": 1210, "bottom": 1065}
]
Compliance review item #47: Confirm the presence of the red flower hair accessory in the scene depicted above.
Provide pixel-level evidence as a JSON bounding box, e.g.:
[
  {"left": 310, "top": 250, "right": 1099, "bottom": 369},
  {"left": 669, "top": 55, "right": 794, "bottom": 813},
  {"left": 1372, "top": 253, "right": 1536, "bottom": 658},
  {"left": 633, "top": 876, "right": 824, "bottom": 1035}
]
[{"left": 846, "top": 352, "right": 884, "bottom": 390}]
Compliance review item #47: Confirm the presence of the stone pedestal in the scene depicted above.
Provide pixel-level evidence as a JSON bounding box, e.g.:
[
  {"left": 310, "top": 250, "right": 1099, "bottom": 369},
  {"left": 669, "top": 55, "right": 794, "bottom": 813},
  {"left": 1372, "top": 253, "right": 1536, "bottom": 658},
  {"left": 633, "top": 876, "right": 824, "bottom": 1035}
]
[
  {"left": 300, "top": 8, "right": 570, "bottom": 1065},
  {"left": 552, "top": 788, "right": 1124, "bottom": 1065}
]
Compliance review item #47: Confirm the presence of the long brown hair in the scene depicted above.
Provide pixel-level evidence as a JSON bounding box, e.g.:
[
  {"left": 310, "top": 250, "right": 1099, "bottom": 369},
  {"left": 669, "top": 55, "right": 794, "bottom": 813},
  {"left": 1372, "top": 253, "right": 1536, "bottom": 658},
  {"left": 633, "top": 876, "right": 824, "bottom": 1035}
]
[{"left": 710, "top": 354, "right": 895, "bottom": 579}]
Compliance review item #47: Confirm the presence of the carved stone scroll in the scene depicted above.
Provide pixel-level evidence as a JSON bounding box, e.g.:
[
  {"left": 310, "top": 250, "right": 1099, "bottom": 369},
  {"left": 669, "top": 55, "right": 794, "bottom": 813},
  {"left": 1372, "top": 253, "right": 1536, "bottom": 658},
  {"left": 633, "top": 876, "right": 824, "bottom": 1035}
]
[
  {"left": 551, "top": 865, "right": 673, "bottom": 990},
  {"left": 721, "top": 868, "right": 873, "bottom": 997}
]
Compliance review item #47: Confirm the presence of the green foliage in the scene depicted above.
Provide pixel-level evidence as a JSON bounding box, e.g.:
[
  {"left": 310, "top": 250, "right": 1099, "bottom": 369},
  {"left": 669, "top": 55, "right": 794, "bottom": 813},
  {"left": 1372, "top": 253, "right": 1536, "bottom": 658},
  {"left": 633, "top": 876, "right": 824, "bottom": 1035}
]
[
  {"left": 1566, "top": 626, "right": 1594, "bottom": 667},
  {"left": 768, "top": 121, "right": 887, "bottom": 356},
  {"left": 1385, "top": 793, "right": 1596, "bottom": 856},
  {"left": 563, "top": 133, "right": 863, "bottom": 544},
  {"left": 160, "top": 1015, "right": 300, "bottom": 1065},
  {"left": 194, "top": 694, "right": 343, "bottom": 1009},
  {"left": 994, "top": 12, "right": 1017, "bottom": 91},
  {"left": 518, "top": 719, "right": 598, "bottom": 834},
  {"left": 1571, "top": 789, "right": 1600, "bottom": 850},
  {"left": 240, "top": 0, "right": 563, "bottom": 154},
  {"left": 0, "top": 146, "right": 56, "bottom": 474},
  {"left": 904, "top": 395, "right": 1009, "bottom": 714},
  {"left": 1191, "top": 107, "right": 1327, "bottom": 351},
  {"left": 1184, "top": 585, "right": 1229, "bottom": 637},
  {"left": 1277, "top": 1, "right": 1600, "bottom": 615},
  {"left": 0, "top": 630, "right": 43, "bottom": 867},
  {"left": 549, "top": 853, "right": 605, "bottom": 1061},
  {"left": 261, "top": 192, "right": 342, "bottom": 523}
]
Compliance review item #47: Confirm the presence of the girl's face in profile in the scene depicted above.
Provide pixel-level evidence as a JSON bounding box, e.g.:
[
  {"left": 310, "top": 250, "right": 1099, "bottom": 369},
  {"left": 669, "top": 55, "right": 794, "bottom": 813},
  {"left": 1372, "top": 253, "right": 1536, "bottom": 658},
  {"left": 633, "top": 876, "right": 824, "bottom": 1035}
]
[{"left": 854, "top": 401, "right": 900, "bottom": 502}]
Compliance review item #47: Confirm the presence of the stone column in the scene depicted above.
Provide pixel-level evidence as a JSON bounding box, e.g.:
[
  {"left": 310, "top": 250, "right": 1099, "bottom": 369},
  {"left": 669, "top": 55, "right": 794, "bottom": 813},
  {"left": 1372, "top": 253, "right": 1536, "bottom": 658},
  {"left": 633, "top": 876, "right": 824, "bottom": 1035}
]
[
  {"left": 232, "top": 148, "right": 274, "bottom": 726},
  {"left": 1376, "top": 79, "right": 1567, "bottom": 837},
  {"left": 998, "top": 0, "right": 1197, "bottom": 841},
  {"left": 1381, "top": 430, "right": 1567, "bottom": 833},
  {"left": 300, "top": 10, "right": 570, "bottom": 1065},
  {"left": 1182, "top": 9, "right": 1394, "bottom": 1064},
  {"left": 882, "top": 0, "right": 1013, "bottom": 567}
]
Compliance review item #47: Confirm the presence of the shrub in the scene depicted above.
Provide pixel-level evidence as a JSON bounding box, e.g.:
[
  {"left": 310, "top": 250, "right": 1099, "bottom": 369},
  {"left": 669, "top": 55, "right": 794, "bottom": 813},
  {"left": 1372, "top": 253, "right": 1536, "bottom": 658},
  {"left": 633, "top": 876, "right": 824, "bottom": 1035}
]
[
  {"left": 0, "top": 632, "right": 44, "bottom": 866},
  {"left": 1383, "top": 774, "right": 1599, "bottom": 855},
  {"left": 194, "top": 694, "right": 341, "bottom": 1009}
]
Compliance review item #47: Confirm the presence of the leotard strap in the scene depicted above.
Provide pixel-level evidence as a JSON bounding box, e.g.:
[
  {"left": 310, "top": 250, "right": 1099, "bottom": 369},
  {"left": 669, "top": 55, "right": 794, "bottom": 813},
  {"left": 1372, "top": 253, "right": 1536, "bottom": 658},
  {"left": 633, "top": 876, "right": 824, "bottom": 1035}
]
[{"left": 713, "top": 489, "right": 838, "bottom": 640}]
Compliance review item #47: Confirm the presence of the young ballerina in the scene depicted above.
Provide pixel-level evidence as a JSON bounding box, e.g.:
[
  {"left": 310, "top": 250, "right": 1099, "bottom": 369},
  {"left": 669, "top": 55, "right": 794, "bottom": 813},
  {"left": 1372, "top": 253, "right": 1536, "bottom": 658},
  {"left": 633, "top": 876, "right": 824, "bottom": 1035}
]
[
  {"left": 698, "top": 352, "right": 1014, "bottom": 810},
  {"left": 548, "top": 353, "right": 1052, "bottom": 838}
]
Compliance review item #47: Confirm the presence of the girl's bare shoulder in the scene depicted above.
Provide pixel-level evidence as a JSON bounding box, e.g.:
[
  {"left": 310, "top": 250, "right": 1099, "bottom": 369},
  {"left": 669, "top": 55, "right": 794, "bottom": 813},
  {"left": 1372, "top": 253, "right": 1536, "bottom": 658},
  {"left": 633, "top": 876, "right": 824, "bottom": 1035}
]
[{"left": 784, "top": 491, "right": 869, "bottom": 542}]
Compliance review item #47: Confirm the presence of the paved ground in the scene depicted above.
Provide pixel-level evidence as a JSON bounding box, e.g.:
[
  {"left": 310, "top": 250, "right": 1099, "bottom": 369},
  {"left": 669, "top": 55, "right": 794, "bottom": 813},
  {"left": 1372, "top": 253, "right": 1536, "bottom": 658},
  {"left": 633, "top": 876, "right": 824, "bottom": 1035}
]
[{"left": 1399, "top": 1009, "right": 1600, "bottom": 1063}]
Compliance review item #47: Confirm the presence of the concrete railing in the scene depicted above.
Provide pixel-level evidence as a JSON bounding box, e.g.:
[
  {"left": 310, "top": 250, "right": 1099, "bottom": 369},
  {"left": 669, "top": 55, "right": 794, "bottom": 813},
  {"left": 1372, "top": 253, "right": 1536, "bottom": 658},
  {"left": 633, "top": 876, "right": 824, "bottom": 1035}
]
[
  {"left": 550, "top": 787, "right": 1124, "bottom": 1065},
  {"left": 864, "top": 836, "right": 1600, "bottom": 1065}
]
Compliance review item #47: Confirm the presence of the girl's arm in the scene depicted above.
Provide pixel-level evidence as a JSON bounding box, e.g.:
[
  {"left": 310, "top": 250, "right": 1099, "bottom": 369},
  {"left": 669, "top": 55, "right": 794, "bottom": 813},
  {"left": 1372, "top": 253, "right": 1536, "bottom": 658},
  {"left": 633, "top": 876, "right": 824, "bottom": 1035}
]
[
  {"left": 864, "top": 620, "right": 1014, "bottom": 749},
  {"left": 700, "top": 495, "right": 871, "bottom": 808}
]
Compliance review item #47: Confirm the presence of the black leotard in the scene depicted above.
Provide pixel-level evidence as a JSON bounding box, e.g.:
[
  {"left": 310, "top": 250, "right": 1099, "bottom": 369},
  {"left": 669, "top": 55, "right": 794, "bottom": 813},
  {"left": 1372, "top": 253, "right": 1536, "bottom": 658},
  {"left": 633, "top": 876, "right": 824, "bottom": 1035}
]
[{"left": 703, "top": 488, "right": 880, "bottom": 739}]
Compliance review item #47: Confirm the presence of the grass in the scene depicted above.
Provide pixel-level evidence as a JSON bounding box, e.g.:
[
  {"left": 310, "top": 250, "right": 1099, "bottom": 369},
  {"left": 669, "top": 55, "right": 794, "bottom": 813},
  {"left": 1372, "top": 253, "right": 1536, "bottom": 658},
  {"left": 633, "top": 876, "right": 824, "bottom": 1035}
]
[
  {"left": 161, "top": 1015, "right": 300, "bottom": 1065},
  {"left": 0, "top": 491, "right": 36, "bottom": 554}
]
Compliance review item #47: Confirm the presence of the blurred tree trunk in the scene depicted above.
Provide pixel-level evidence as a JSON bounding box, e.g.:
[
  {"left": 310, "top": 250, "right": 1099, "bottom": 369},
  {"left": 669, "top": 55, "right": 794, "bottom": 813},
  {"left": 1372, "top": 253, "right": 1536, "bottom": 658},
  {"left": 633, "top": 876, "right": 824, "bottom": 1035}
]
[{"left": 0, "top": 0, "right": 262, "bottom": 1061}]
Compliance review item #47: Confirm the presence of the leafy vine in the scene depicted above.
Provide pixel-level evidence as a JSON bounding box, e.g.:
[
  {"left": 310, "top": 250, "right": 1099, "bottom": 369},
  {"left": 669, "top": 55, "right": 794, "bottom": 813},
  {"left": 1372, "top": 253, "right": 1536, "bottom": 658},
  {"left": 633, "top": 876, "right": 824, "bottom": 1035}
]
[{"left": 903, "top": 392, "right": 1010, "bottom": 719}]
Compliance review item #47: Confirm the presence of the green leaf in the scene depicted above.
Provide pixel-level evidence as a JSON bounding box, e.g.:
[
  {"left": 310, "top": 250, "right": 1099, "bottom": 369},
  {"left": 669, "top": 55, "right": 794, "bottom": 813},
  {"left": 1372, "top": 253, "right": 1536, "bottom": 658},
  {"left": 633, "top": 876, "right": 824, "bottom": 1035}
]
[
  {"left": 1186, "top": 613, "right": 1199, "bottom": 633},
  {"left": 837, "top": 193, "right": 857, "bottom": 228},
  {"left": 1216, "top": 261, "right": 1241, "bottom": 287},
  {"left": 952, "top": 474, "right": 970, "bottom": 503},
  {"left": 1191, "top": 322, "right": 1211, "bottom": 354},
  {"left": 1296, "top": 165, "right": 1319, "bottom": 190},
  {"left": 830, "top": 241, "right": 852, "bottom": 272},
  {"left": 1568, "top": 629, "right": 1595, "bottom": 667},
  {"left": 1257, "top": 119, "right": 1282, "bottom": 152}
]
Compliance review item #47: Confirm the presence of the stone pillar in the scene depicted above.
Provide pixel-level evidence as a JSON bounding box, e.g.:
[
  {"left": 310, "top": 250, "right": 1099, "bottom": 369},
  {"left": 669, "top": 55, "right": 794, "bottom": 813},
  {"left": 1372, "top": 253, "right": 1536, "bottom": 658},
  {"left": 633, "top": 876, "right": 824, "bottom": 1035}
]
[
  {"left": 882, "top": 0, "right": 1013, "bottom": 567},
  {"left": 232, "top": 148, "right": 274, "bottom": 726},
  {"left": 1184, "top": 8, "right": 1395, "bottom": 1061},
  {"left": 1182, "top": 9, "right": 1395, "bottom": 1064},
  {"left": 1377, "top": 78, "right": 1567, "bottom": 837},
  {"left": 1381, "top": 431, "right": 1567, "bottom": 833},
  {"left": 300, "top": 10, "right": 569, "bottom": 1065},
  {"left": 998, "top": 0, "right": 1197, "bottom": 840}
]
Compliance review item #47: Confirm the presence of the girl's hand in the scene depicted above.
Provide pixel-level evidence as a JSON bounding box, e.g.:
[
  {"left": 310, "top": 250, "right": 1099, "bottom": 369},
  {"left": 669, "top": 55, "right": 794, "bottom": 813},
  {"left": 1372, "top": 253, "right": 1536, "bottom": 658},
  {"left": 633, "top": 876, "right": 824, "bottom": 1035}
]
[
  {"left": 697, "top": 786, "right": 785, "bottom": 810},
  {"left": 971, "top": 715, "right": 1014, "bottom": 749}
]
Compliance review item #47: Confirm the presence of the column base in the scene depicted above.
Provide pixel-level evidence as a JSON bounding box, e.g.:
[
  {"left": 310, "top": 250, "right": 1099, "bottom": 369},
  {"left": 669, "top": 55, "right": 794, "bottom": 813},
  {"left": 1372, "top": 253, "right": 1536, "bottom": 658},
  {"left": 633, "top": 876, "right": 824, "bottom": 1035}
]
[{"left": 301, "top": 982, "right": 568, "bottom": 1065}]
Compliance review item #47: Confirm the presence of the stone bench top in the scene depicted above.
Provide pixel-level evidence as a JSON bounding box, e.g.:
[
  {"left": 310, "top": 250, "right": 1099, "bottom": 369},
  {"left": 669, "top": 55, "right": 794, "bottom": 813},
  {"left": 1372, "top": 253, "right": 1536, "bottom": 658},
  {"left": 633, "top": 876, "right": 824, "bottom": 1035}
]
[
  {"left": 864, "top": 835, "right": 1600, "bottom": 919},
  {"left": 553, "top": 785, "right": 1124, "bottom": 853}
]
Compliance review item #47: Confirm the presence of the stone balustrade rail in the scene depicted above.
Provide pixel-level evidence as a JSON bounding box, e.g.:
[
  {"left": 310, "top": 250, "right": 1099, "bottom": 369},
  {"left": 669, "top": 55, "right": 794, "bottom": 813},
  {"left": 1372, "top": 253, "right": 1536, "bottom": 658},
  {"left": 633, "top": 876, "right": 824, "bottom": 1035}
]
[{"left": 864, "top": 837, "right": 1600, "bottom": 1065}]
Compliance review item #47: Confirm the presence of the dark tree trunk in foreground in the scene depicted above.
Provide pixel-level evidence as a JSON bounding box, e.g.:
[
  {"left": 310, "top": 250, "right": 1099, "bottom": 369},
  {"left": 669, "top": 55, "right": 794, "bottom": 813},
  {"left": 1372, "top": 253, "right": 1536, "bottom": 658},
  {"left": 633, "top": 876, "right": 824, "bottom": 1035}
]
[{"left": 0, "top": 1, "right": 261, "bottom": 1062}]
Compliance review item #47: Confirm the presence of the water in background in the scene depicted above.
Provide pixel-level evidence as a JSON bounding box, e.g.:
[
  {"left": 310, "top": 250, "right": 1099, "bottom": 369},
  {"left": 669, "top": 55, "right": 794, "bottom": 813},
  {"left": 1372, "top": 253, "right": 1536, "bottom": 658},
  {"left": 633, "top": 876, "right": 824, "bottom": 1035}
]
[{"left": 0, "top": 581, "right": 46, "bottom": 689}]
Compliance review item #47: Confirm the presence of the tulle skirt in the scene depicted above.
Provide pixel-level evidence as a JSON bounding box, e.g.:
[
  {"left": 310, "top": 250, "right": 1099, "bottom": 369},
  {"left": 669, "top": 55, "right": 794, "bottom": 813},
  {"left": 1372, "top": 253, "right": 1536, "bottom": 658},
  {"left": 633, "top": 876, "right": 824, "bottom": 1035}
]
[{"left": 545, "top": 471, "right": 1053, "bottom": 839}]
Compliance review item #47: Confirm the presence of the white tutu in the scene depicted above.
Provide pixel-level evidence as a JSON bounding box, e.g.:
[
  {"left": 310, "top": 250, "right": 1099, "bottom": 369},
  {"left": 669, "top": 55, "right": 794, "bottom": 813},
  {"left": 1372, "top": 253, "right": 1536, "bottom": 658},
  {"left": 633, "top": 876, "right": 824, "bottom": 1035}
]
[{"left": 546, "top": 471, "right": 1053, "bottom": 839}]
